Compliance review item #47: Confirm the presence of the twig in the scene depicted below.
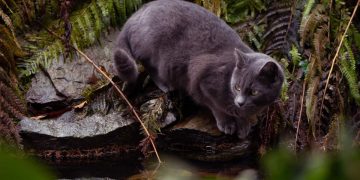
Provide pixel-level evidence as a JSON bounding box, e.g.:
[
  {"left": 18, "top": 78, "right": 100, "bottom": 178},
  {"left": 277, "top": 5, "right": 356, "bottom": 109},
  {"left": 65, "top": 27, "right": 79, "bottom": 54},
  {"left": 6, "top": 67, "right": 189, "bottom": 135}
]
[
  {"left": 295, "top": 79, "right": 306, "bottom": 152},
  {"left": 320, "top": 0, "right": 360, "bottom": 117},
  {"left": 44, "top": 28, "right": 162, "bottom": 163}
]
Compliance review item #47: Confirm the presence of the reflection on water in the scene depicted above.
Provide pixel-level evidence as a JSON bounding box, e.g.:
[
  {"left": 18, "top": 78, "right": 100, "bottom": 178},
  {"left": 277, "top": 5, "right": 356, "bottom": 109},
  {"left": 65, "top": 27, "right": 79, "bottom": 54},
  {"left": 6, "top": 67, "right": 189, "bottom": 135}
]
[
  {"left": 50, "top": 159, "right": 143, "bottom": 179},
  {"left": 49, "top": 155, "right": 258, "bottom": 179}
]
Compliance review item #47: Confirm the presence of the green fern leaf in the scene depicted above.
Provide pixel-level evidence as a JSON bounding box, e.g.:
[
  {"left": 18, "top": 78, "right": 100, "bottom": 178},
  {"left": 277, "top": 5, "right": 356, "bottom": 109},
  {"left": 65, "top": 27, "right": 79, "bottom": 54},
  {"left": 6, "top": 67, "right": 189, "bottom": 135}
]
[
  {"left": 339, "top": 47, "right": 360, "bottom": 105},
  {"left": 313, "top": 25, "right": 329, "bottom": 60},
  {"left": 305, "top": 76, "right": 319, "bottom": 137},
  {"left": 302, "top": 0, "right": 315, "bottom": 21}
]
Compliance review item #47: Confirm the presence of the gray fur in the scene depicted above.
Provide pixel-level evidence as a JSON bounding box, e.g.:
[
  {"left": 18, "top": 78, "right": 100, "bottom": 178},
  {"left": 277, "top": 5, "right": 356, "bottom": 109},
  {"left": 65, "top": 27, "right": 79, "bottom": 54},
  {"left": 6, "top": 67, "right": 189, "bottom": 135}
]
[{"left": 113, "top": 0, "right": 284, "bottom": 138}]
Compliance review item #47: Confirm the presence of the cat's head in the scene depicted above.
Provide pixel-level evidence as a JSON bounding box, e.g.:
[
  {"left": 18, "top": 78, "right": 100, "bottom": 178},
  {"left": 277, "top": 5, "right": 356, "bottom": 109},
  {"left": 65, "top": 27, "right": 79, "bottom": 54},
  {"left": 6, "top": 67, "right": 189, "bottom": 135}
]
[{"left": 229, "top": 48, "right": 284, "bottom": 116}]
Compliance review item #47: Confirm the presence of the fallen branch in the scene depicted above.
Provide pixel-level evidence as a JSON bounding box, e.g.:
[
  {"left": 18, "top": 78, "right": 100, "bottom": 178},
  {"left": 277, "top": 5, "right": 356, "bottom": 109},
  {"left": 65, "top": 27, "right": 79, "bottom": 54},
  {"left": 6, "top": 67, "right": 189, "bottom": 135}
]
[{"left": 43, "top": 28, "right": 162, "bottom": 163}]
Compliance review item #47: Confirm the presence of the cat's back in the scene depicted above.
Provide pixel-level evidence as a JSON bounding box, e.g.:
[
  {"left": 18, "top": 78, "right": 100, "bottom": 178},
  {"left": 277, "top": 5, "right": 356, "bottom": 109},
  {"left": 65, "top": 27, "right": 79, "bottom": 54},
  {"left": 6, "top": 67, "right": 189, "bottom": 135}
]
[
  {"left": 127, "top": 0, "right": 223, "bottom": 31},
  {"left": 123, "top": 0, "right": 251, "bottom": 55}
]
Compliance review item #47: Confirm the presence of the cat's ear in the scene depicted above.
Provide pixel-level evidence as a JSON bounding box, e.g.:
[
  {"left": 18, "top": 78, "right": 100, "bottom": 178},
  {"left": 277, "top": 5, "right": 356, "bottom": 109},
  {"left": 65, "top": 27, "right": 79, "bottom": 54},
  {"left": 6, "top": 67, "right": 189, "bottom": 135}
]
[
  {"left": 234, "top": 48, "right": 248, "bottom": 68},
  {"left": 258, "top": 61, "right": 279, "bottom": 83}
]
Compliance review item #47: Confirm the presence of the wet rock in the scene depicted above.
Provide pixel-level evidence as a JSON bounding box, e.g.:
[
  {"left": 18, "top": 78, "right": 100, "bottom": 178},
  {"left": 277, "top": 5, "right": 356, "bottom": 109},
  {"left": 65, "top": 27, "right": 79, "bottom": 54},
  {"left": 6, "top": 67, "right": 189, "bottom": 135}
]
[{"left": 20, "top": 111, "right": 134, "bottom": 138}]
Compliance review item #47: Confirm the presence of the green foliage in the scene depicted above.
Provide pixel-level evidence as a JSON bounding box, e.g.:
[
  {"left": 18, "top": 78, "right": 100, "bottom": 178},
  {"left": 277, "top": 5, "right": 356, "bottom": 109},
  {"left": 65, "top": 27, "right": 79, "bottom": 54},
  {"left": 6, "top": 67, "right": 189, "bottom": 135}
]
[
  {"left": 305, "top": 76, "right": 319, "bottom": 136},
  {"left": 0, "top": 0, "right": 60, "bottom": 30},
  {"left": 302, "top": 0, "right": 315, "bottom": 22},
  {"left": 0, "top": 146, "right": 54, "bottom": 180},
  {"left": 339, "top": 39, "right": 360, "bottom": 105},
  {"left": 82, "top": 78, "right": 110, "bottom": 102},
  {"left": 18, "top": 0, "right": 143, "bottom": 77},
  {"left": 263, "top": 130, "right": 360, "bottom": 180},
  {"left": 224, "top": 0, "right": 265, "bottom": 24},
  {"left": 279, "top": 58, "right": 290, "bottom": 101},
  {"left": 289, "top": 45, "right": 303, "bottom": 73},
  {"left": 299, "top": 3, "right": 331, "bottom": 138},
  {"left": 299, "top": 4, "right": 328, "bottom": 47},
  {"left": 195, "top": 0, "right": 224, "bottom": 17},
  {"left": 296, "top": 0, "right": 360, "bottom": 140},
  {"left": 241, "top": 24, "right": 265, "bottom": 51}
]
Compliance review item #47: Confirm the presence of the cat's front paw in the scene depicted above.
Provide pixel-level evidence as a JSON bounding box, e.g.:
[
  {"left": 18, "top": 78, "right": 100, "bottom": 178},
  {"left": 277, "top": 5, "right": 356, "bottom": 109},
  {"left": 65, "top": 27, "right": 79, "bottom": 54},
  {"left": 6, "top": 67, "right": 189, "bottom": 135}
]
[
  {"left": 216, "top": 119, "right": 237, "bottom": 135},
  {"left": 236, "top": 120, "right": 251, "bottom": 139}
]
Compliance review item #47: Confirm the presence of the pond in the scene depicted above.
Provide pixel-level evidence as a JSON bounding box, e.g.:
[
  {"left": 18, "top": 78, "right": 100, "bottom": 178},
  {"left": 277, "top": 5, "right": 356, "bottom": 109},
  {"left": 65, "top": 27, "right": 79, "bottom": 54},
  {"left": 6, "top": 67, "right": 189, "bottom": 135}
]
[{"left": 49, "top": 155, "right": 258, "bottom": 179}]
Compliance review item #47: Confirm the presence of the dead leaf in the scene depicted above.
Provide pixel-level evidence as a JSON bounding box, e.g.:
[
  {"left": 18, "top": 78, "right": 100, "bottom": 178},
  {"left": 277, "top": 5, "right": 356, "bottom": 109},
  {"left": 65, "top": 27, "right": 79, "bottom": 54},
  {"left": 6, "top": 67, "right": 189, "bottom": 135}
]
[
  {"left": 31, "top": 115, "right": 47, "bottom": 120},
  {"left": 73, "top": 101, "right": 87, "bottom": 109}
]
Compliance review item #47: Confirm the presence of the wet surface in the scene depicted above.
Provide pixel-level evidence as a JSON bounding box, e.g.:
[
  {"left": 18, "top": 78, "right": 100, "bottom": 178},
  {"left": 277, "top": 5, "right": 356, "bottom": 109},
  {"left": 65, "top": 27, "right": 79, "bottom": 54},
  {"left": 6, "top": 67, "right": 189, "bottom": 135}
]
[
  {"left": 50, "top": 159, "right": 144, "bottom": 179},
  {"left": 45, "top": 155, "right": 258, "bottom": 179}
]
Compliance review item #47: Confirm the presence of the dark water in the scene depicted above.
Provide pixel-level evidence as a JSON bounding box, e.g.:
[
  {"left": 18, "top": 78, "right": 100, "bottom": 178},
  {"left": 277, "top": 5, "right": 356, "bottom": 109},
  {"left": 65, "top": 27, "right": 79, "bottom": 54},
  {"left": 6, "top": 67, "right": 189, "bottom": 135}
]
[
  {"left": 47, "top": 155, "right": 258, "bottom": 179},
  {"left": 50, "top": 160, "right": 143, "bottom": 179}
]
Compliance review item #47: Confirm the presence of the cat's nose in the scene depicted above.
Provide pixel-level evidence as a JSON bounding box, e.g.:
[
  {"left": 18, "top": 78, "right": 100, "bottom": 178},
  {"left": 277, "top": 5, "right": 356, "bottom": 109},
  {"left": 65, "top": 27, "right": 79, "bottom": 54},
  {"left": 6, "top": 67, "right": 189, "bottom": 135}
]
[
  {"left": 237, "top": 101, "right": 245, "bottom": 107},
  {"left": 235, "top": 96, "right": 245, "bottom": 107}
]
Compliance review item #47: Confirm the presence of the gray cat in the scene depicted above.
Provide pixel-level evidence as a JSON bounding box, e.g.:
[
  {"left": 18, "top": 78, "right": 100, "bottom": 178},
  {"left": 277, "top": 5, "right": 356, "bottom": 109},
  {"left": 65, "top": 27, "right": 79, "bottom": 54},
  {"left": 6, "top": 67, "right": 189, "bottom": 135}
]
[{"left": 113, "top": 0, "right": 284, "bottom": 138}]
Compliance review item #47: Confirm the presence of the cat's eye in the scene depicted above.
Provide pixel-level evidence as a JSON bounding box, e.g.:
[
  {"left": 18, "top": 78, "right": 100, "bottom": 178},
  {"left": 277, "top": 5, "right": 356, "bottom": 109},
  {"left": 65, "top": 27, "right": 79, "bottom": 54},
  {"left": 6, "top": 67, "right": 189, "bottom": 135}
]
[
  {"left": 251, "top": 90, "right": 259, "bottom": 96},
  {"left": 235, "top": 84, "right": 241, "bottom": 91}
]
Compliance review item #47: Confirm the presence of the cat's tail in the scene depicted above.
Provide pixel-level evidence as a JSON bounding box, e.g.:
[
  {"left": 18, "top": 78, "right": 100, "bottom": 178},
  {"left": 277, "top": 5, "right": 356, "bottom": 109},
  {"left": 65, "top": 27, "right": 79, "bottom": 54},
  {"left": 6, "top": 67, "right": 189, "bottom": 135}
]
[{"left": 113, "top": 33, "right": 139, "bottom": 83}]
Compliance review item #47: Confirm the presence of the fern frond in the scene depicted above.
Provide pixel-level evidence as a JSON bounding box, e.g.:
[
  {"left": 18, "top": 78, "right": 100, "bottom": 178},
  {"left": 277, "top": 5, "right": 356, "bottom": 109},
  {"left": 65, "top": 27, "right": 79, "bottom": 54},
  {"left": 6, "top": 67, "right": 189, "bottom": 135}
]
[
  {"left": 225, "top": 0, "right": 266, "bottom": 24},
  {"left": 107, "top": 0, "right": 116, "bottom": 26},
  {"left": 289, "top": 45, "right": 301, "bottom": 65},
  {"left": 263, "top": 19, "right": 290, "bottom": 39},
  {"left": 96, "top": 0, "right": 111, "bottom": 26},
  {"left": 114, "top": 0, "right": 127, "bottom": 24},
  {"left": 313, "top": 25, "right": 329, "bottom": 60},
  {"left": 339, "top": 46, "right": 360, "bottom": 105},
  {"left": 304, "top": 56, "right": 318, "bottom": 84},
  {"left": 19, "top": 0, "right": 143, "bottom": 77},
  {"left": 301, "top": 0, "right": 315, "bottom": 21},
  {"left": 83, "top": 12, "right": 96, "bottom": 45},
  {"left": 262, "top": 0, "right": 300, "bottom": 56},
  {"left": 19, "top": 39, "right": 64, "bottom": 77},
  {"left": 90, "top": 2, "right": 104, "bottom": 40},
  {"left": 0, "top": 7, "right": 17, "bottom": 44},
  {"left": 246, "top": 30, "right": 262, "bottom": 50},
  {"left": 82, "top": 79, "right": 110, "bottom": 102},
  {"left": 289, "top": 45, "right": 302, "bottom": 73},
  {"left": 305, "top": 76, "right": 319, "bottom": 137},
  {"left": 299, "top": 4, "right": 328, "bottom": 47},
  {"left": 0, "top": 25, "right": 27, "bottom": 78},
  {"left": 280, "top": 76, "right": 289, "bottom": 101},
  {"left": 323, "top": 114, "right": 343, "bottom": 151},
  {"left": 343, "top": 38, "right": 356, "bottom": 71}
]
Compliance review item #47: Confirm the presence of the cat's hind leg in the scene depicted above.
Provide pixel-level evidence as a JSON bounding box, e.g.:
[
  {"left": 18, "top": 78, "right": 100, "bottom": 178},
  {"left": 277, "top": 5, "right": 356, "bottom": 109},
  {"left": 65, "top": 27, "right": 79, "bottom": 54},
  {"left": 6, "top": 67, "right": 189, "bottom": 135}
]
[
  {"left": 150, "top": 75, "right": 170, "bottom": 93},
  {"left": 113, "top": 48, "right": 139, "bottom": 83}
]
